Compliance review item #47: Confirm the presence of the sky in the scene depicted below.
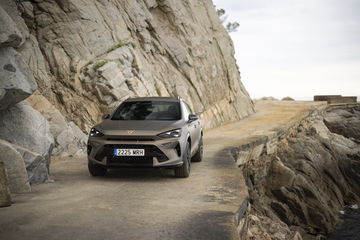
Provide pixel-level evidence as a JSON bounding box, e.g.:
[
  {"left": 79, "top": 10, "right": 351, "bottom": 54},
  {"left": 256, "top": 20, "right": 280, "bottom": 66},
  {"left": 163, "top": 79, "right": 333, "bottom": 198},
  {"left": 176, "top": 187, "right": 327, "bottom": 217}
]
[{"left": 213, "top": 0, "right": 360, "bottom": 100}]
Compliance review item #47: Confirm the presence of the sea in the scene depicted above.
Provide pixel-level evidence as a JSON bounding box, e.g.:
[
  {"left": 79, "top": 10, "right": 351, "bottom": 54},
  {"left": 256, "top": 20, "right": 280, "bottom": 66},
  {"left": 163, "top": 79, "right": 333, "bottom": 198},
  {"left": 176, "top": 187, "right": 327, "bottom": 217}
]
[{"left": 328, "top": 206, "right": 360, "bottom": 240}]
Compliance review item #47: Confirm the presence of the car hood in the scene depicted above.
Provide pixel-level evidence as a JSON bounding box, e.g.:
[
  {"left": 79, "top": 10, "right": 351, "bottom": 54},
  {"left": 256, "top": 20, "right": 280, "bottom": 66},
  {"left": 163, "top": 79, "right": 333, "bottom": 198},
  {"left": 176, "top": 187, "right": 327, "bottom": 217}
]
[{"left": 95, "top": 119, "right": 184, "bottom": 136}]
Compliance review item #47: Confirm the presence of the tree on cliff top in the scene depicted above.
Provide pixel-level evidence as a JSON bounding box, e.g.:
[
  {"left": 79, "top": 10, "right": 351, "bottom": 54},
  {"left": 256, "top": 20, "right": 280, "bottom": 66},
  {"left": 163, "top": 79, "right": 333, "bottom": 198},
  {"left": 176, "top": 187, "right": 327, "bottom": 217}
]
[{"left": 216, "top": 7, "right": 240, "bottom": 33}]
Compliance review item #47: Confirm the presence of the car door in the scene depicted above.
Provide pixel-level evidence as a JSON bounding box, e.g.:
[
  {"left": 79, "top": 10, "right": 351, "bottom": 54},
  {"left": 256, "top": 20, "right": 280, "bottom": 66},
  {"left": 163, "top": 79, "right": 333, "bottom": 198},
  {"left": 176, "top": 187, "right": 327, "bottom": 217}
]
[{"left": 183, "top": 101, "right": 201, "bottom": 155}]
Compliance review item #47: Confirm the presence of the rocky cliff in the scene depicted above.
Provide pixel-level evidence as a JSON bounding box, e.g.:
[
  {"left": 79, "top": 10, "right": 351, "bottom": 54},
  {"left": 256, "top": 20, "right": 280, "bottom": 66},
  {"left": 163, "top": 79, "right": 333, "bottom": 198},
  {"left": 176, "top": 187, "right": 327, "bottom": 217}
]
[
  {"left": 241, "top": 104, "right": 360, "bottom": 240},
  {"left": 0, "top": 0, "right": 254, "bottom": 190}
]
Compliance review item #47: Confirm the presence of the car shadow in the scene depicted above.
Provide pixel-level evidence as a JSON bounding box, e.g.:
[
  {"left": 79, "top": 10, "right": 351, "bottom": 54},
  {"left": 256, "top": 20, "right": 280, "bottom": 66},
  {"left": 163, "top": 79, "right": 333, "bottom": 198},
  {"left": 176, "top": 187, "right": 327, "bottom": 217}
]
[{"left": 102, "top": 167, "right": 176, "bottom": 180}]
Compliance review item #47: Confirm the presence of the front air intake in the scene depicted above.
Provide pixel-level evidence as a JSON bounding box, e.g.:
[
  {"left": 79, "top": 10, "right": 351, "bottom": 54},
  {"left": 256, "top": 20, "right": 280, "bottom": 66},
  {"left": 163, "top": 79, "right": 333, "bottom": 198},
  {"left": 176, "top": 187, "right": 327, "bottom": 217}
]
[{"left": 175, "top": 143, "right": 181, "bottom": 157}]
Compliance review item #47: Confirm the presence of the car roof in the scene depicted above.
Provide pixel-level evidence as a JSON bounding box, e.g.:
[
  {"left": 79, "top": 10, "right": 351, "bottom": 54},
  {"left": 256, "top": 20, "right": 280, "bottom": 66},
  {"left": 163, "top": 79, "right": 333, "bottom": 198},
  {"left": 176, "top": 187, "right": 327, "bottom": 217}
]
[{"left": 125, "top": 97, "right": 180, "bottom": 102}]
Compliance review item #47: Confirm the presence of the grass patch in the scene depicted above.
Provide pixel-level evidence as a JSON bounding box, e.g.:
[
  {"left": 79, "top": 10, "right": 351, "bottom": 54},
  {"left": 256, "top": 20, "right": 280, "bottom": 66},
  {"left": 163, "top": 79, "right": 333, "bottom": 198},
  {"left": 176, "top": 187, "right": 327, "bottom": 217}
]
[
  {"left": 107, "top": 41, "right": 136, "bottom": 53},
  {"left": 156, "top": 87, "right": 161, "bottom": 96},
  {"left": 93, "top": 59, "right": 109, "bottom": 70}
]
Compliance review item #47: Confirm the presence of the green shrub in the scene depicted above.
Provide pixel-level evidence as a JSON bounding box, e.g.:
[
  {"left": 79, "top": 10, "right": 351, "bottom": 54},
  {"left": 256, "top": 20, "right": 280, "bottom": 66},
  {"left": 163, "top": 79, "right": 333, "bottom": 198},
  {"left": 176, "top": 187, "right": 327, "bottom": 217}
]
[
  {"left": 93, "top": 60, "right": 109, "bottom": 70},
  {"left": 107, "top": 41, "right": 136, "bottom": 53},
  {"left": 156, "top": 87, "right": 161, "bottom": 96}
]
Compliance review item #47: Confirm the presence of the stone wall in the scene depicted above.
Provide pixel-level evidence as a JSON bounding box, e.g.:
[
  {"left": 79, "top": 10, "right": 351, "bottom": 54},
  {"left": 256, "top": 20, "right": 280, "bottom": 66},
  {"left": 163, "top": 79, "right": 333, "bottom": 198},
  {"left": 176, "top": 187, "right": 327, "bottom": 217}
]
[{"left": 314, "top": 95, "right": 357, "bottom": 104}]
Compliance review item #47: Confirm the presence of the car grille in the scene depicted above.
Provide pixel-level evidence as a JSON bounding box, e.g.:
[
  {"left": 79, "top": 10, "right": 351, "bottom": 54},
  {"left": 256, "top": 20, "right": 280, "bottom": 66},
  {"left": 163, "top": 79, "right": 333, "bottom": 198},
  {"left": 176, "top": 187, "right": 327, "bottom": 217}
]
[
  {"left": 94, "top": 144, "right": 169, "bottom": 165},
  {"left": 106, "top": 136, "right": 155, "bottom": 141},
  {"left": 111, "top": 156, "right": 154, "bottom": 165}
]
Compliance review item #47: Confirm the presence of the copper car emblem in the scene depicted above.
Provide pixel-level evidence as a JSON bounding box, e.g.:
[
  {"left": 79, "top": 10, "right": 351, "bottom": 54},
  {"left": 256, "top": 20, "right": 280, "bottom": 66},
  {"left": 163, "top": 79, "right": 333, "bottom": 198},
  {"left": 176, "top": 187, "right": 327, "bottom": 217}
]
[{"left": 127, "top": 130, "right": 135, "bottom": 135}]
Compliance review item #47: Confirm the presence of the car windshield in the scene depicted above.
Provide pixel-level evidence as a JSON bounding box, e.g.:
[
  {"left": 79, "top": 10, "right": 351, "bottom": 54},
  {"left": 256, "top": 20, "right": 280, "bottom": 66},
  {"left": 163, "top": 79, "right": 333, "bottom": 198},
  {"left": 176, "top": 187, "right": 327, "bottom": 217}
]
[{"left": 111, "top": 101, "right": 181, "bottom": 120}]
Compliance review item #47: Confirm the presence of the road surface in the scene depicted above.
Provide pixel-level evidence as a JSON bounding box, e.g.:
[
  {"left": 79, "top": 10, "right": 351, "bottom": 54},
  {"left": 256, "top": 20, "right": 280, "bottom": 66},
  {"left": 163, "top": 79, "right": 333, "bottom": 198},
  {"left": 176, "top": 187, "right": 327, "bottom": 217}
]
[{"left": 0, "top": 101, "right": 324, "bottom": 240}]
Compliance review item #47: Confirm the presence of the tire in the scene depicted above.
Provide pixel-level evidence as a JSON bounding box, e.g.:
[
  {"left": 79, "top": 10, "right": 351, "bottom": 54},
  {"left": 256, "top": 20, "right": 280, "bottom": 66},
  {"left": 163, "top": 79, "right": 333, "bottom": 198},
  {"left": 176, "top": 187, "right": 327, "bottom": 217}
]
[
  {"left": 175, "top": 142, "right": 191, "bottom": 178},
  {"left": 191, "top": 136, "right": 203, "bottom": 162},
  {"left": 88, "top": 161, "right": 107, "bottom": 176}
]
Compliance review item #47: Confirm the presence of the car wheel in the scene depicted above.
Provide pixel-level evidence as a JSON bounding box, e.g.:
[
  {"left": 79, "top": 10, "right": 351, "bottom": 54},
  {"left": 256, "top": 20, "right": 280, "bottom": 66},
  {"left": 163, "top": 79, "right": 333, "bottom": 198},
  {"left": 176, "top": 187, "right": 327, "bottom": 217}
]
[
  {"left": 191, "top": 136, "right": 203, "bottom": 162},
  {"left": 88, "top": 161, "right": 107, "bottom": 176},
  {"left": 175, "top": 142, "right": 191, "bottom": 178}
]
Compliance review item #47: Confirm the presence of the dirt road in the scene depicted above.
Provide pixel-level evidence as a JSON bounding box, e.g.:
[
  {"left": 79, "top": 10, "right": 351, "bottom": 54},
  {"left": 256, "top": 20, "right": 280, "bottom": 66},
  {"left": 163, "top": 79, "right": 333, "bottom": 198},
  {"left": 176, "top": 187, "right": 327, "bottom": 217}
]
[{"left": 0, "top": 101, "right": 324, "bottom": 240}]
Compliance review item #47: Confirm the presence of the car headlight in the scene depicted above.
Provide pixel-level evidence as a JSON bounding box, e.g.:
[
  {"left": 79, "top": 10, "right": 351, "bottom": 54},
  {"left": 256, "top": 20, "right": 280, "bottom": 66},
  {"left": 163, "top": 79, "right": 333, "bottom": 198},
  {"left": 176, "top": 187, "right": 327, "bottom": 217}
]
[
  {"left": 157, "top": 128, "right": 182, "bottom": 138},
  {"left": 89, "top": 128, "right": 104, "bottom": 137}
]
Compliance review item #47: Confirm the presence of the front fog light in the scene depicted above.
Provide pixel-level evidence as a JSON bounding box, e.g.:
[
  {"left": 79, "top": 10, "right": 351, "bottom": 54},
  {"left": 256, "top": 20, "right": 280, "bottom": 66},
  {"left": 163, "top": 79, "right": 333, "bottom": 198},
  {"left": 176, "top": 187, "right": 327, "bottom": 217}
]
[
  {"left": 162, "top": 142, "right": 177, "bottom": 148},
  {"left": 90, "top": 128, "right": 104, "bottom": 137}
]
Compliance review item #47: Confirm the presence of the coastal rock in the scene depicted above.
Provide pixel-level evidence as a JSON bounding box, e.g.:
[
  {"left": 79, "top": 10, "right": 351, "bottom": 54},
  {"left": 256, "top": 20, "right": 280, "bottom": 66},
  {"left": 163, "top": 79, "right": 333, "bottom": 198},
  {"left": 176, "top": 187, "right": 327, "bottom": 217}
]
[
  {"left": 246, "top": 214, "right": 303, "bottom": 240},
  {"left": 0, "top": 102, "right": 54, "bottom": 183},
  {"left": 0, "top": 140, "right": 30, "bottom": 193},
  {"left": 0, "top": 161, "right": 11, "bottom": 207},
  {"left": 324, "top": 105, "right": 360, "bottom": 141},
  {"left": 0, "top": 47, "right": 37, "bottom": 110},
  {"left": 243, "top": 106, "right": 360, "bottom": 239}
]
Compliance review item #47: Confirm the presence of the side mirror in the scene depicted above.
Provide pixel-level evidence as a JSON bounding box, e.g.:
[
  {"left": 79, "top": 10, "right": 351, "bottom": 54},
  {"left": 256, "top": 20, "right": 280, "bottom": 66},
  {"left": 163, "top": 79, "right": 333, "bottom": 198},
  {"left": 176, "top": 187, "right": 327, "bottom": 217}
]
[
  {"left": 102, "top": 114, "right": 110, "bottom": 119},
  {"left": 188, "top": 114, "right": 199, "bottom": 122}
]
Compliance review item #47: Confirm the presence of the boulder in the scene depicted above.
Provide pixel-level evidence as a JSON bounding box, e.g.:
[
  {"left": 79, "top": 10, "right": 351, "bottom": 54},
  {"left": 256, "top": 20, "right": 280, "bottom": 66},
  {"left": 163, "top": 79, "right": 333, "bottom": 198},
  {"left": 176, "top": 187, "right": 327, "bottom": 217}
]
[
  {"left": 0, "top": 139, "right": 31, "bottom": 193},
  {"left": 0, "top": 0, "right": 29, "bottom": 43},
  {"left": 0, "top": 5, "right": 23, "bottom": 48},
  {"left": 27, "top": 94, "right": 87, "bottom": 156},
  {"left": 42, "top": 108, "right": 68, "bottom": 138},
  {"left": 0, "top": 102, "right": 54, "bottom": 183},
  {"left": 54, "top": 121, "right": 87, "bottom": 156},
  {"left": 0, "top": 161, "right": 11, "bottom": 207},
  {"left": 0, "top": 47, "right": 37, "bottom": 110},
  {"left": 19, "top": 150, "right": 50, "bottom": 184}
]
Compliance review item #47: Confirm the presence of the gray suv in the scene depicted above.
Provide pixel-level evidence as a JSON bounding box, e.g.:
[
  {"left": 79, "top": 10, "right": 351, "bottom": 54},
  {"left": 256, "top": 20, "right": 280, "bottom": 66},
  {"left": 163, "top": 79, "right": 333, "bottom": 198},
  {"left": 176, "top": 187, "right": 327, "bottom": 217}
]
[{"left": 87, "top": 97, "right": 203, "bottom": 178}]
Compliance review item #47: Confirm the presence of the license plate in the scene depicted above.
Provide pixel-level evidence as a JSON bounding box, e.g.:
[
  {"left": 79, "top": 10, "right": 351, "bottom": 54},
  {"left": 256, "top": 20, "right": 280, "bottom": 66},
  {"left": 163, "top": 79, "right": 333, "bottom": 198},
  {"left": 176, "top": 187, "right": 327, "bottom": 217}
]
[{"left": 114, "top": 149, "right": 145, "bottom": 156}]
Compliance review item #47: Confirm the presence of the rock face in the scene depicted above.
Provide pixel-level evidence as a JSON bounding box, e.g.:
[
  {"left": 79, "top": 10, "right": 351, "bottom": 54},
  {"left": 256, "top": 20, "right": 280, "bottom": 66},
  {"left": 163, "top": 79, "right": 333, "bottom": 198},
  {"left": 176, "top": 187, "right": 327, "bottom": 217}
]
[
  {"left": 243, "top": 105, "right": 360, "bottom": 239},
  {"left": 3, "top": 0, "right": 254, "bottom": 131},
  {"left": 0, "top": 0, "right": 55, "bottom": 185},
  {"left": 0, "top": 47, "right": 37, "bottom": 110}
]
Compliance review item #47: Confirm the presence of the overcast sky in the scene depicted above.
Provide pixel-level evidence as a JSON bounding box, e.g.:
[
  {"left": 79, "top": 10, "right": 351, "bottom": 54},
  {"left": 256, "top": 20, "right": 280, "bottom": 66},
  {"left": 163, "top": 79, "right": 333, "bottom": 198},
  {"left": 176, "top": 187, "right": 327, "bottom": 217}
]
[{"left": 213, "top": 0, "right": 360, "bottom": 100}]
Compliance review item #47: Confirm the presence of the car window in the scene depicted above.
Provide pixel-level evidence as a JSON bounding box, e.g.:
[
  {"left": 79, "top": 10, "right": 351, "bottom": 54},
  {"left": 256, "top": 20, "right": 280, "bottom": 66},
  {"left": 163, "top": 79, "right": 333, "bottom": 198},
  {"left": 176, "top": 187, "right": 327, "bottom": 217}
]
[
  {"left": 181, "top": 102, "right": 190, "bottom": 121},
  {"left": 111, "top": 101, "right": 181, "bottom": 120}
]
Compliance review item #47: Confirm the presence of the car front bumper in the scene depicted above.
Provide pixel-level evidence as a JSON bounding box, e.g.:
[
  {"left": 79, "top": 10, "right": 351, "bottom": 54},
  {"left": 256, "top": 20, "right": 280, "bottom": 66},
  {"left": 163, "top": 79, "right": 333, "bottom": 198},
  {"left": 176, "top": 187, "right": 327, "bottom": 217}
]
[{"left": 87, "top": 137, "right": 184, "bottom": 168}]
